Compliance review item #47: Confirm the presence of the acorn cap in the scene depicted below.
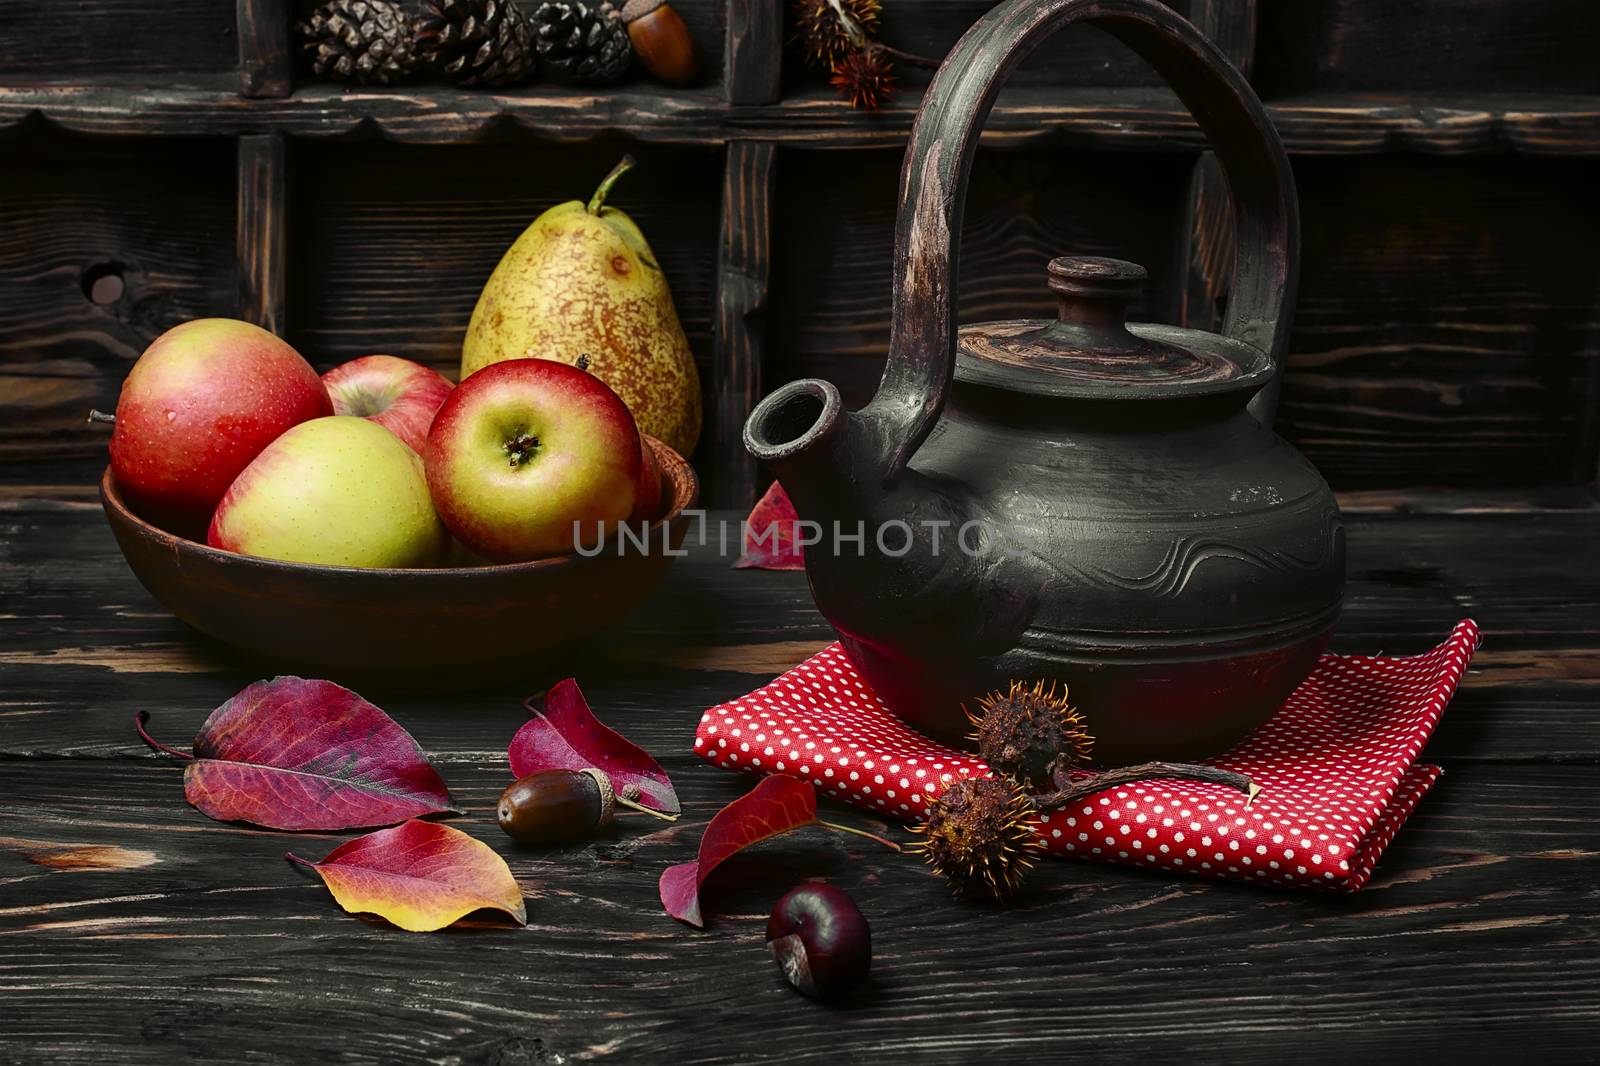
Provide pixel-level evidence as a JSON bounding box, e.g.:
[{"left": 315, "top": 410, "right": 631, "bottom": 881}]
[{"left": 580, "top": 767, "right": 616, "bottom": 826}]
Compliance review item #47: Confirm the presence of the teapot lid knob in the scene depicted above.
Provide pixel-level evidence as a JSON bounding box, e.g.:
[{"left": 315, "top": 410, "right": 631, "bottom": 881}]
[{"left": 1047, "top": 255, "right": 1146, "bottom": 338}]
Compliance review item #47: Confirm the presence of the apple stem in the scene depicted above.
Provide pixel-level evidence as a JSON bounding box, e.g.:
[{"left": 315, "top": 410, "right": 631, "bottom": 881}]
[
  {"left": 816, "top": 818, "right": 902, "bottom": 853},
  {"left": 134, "top": 711, "right": 195, "bottom": 761},
  {"left": 87, "top": 409, "right": 116, "bottom": 425},
  {"left": 504, "top": 432, "right": 540, "bottom": 468},
  {"left": 588, "top": 155, "right": 636, "bottom": 216}
]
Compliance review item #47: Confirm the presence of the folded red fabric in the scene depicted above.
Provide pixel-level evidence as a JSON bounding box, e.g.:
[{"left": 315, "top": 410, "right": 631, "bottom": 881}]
[{"left": 695, "top": 620, "right": 1480, "bottom": 892}]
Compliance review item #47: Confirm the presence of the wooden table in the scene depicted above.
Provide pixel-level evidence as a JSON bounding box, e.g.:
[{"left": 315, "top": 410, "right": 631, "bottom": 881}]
[{"left": 3, "top": 494, "right": 1597, "bottom": 1062}]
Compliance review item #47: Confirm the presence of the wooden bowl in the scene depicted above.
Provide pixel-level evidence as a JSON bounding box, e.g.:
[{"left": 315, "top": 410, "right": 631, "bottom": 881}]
[{"left": 100, "top": 436, "right": 698, "bottom": 692}]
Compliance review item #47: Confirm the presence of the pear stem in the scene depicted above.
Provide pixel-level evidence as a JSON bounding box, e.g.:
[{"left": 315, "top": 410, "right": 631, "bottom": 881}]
[
  {"left": 816, "top": 818, "right": 902, "bottom": 853},
  {"left": 588, "top": 155, "right": 636, "bottom": 215},
  {"left": 87, "top": 409, "right": 116, "bottom": 425}
]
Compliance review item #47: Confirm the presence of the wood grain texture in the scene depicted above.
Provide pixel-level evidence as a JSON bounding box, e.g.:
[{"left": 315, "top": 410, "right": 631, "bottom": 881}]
[
  {"left": 1253, "top": 0, "right": 1600, "bottom": 97},
  {"left": 1, "top": 501, "right": 1599, "bottom": 1061},
  {"left": 1, "top": 502, "right": 1596, "bottom": 764},
  {"left": 711, "top": 141, "right": 775, "bottom": 507},
  {"left": 237, "top": 0, "right": 290, "bottom": 97},
  {"left": 235, "top": 134, "right": 287, "bottom": 334},
  {"left": 0, "top": 131, "right": 238, "bottom": 479},
  {"left": 1175, "top": 0, "right": 1253, "bottom": 333},
  {"left": 768, "top": 146, "right": 1190, "bottom": 405},
  {"left": 781, "top": 0, "right": 1193, "bottom": 91},
  {"left": 726, "top": 0, "right": 781, "bottom": 105},
  {"left": 283, "top": 139, "right": 718, "bottom": 401},
  {"left": 0, "top": 0, "right": 236, "bottom": 80},
  {"left": 2, "top": 84, "right": 1598, "bottom": 154},
  {"left": 1277, "top": 155, "right": 1600, "bottom": 487}
]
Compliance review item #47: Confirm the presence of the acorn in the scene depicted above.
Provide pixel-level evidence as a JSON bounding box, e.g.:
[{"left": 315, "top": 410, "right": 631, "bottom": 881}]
[
  {"left": 619, "top": 0, "right": 697, "bottom": 85},
  {"left": 767, "top": 883, "right": 871, "bottom": 1000},
  {"left": 909, "top": 775, "right": 1044, "bottom": 903},
  {"left": 497, "top": 768, "right": 675, "bottom": 845},
  {"left": 968, "top": 680, "right": 1093, "bottom": 790}
]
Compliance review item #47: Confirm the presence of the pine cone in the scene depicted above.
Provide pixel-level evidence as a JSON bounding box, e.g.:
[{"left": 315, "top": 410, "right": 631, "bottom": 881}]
[
  {"left": 297, "top": 0, "right": 418, "bottom": 85},
  {"left": 414, "top": 0, "right": 538, "bottom": 88},
  {"left": 533, "top": 2, "right": 633, "bottom": 85}
]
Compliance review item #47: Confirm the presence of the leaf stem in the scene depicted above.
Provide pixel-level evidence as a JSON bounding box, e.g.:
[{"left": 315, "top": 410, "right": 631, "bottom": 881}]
[
  {"left": 1035, "top": 761, "right": 1257, "bottom": 812},
  {"left": 284, "top": 852, "right": 317, "bottom": 871},
  {"left": 135, "top": 711, "right": 194, "bottom": 761},
  {"left": 816, "top": 818, "right": 902, "bottom": 853}
]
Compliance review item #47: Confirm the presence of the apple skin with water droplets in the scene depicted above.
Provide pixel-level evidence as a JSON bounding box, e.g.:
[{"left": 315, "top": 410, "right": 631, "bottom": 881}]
[{"left": 109, "top": 318, "right": 331, "bottom": 537}]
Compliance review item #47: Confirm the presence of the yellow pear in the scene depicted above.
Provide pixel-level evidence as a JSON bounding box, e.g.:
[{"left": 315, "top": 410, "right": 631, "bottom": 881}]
[{"left": 461, "top": 156, "right": 701, "bottom": 456}]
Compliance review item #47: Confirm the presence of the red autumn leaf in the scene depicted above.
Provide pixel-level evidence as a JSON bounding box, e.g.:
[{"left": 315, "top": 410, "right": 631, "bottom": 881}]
[
  {"left": 660, "top": 775, "right": 818, "bottom": 928},
  {"left": 509, "top": 678, "right": 679, "bottom": 815},
  {"left": 287, "top": 820, "right": 526, "bottom": 932},
  {"left": 136, "top": 677, "right": 455, "bottom": 831},
  {"left": 733, "top": 481, "right": 806, "bottom": 570}
]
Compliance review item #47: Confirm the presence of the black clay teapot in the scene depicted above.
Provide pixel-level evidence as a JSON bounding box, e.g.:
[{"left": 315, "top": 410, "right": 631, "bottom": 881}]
[{"left": 744, "top": 0, "right": 1344, "bottom": 763}]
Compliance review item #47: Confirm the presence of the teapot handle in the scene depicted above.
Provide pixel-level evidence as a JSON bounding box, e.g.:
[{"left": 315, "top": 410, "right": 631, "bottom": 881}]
[{"left": 866, "top": 0, "right": 1299, "bottom": 483}]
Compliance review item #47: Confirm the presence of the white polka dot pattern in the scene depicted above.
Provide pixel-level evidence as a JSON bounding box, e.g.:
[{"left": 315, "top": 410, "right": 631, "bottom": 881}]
[{"left": 694, "top": 620, "right": 1481, "bottom": 893}]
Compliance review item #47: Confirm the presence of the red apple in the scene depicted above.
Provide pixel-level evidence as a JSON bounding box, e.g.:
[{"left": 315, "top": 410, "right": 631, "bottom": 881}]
[
  {"left": 629, "top": 437, "right": 663, "bottom": 522},
  {"left": 109, "top": 318, "right": 331, "bottom": 535},
  {"left": 321, "top": 354, "right": 453, "bottom": 454},
  {"left": 424, "top": 359, "right": 642, "bottom": 562}
]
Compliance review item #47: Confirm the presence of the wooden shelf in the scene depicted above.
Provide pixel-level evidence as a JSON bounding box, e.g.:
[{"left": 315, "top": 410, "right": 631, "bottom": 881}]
[
  {"left": 0, "top": 79, "right": 730, "bottom": 144},
  {"left": 4, "top": 81, "right": 1598, "bottom": 155}
]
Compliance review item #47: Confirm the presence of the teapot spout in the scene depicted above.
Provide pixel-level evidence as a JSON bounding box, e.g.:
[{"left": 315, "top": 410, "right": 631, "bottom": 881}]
[{"left": 743, "top": 379, "right": 850, "bottom": 522}]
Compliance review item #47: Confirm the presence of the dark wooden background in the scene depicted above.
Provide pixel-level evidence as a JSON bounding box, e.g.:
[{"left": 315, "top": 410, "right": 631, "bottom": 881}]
[
  {"left": 2, "top": 0, "right": 1597, "bottom": 507},
  {"left": 4, "top": 2, "right": 1600, "bottom": 1061}
]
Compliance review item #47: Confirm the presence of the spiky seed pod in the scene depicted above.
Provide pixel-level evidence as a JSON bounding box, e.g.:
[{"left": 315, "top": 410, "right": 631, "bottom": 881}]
[
  {"left": 297, "top": 0, "right": 419, "bottom": 85},
  {"left": 533, "top": 1, "right": 634, "bottom": 84},
  {"left": 909, "top": 776, "right": 1044, "bottom": 902},
  {"left": 968, "top": 680, "right": 1094, "bottom": 790},
  {"left": 791, "top": 0, "right": 881, "bottom": 69},
  {"left": 829, "top": 45, "right": 896, "bottom": 111},
  {"left": 414, "top": 0, "right": 539, "bottom": 88}
]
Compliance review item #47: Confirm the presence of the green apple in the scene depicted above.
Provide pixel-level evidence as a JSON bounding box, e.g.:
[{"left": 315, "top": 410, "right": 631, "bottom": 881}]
[{"left": 208, "top": 416, "right": 446, "bottom": 568}]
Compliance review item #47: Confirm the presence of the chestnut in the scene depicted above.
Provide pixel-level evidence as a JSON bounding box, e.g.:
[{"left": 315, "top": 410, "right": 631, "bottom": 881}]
[{"left": 766, "top": 883, "right": 871, "bottom": 1000}]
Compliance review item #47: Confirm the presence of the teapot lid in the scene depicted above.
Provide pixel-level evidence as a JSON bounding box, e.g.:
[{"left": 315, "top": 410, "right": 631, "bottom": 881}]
[{"left": 954, "top": 255, "right": 1273, "bottom": 401}]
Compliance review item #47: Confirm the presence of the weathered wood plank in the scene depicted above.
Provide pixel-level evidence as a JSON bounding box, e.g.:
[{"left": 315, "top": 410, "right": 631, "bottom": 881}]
[
  {"left": 1175, "top": 0, "right": 1253, "bottom": 333},
  {"left": 725, "top": 0, "right": 781, "bottom": 105},
  {"left": 1254, "top": 0, "right": 1600, "bottom": 98},
  {"left": 0, "top": 502, "right": 1596, "bottom": 764},
  {"left": 711, "top": 140, "right": 775, "bottom": 507},
  {"left": 1280, "top": 154, "right": 1600, "bottom": 487},
  {"left": 768, "top": 145, "right": 1192, "bottom": 401},
  {"left": 0, "top": 0, "right": 236, "bottom": 80},
  {"left": 283, "top": 138, "right": 718, "bottom": 391},
  {"left": 235, "top": 134, "right": 287, "bottom": 334},
  {"left": 0, "top": 130, "right": 238, "bottom": 477},
  {"left": 0, "top": 758, "right": 1595, "bottom": 1063},
  {"left": 3, "top": 84, "right": 1598, "bottom": 155},
  {"left": 237, "top": 0, "right": 291, "bottom": 98},
  {"left": 779, "top": 0, "right": 1193, "bottom": 90}
]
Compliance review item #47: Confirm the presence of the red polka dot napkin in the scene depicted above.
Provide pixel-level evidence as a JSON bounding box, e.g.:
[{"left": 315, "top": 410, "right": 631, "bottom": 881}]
[{"left": 695, "top": 619, "right": 1480, "bottom": 892}]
